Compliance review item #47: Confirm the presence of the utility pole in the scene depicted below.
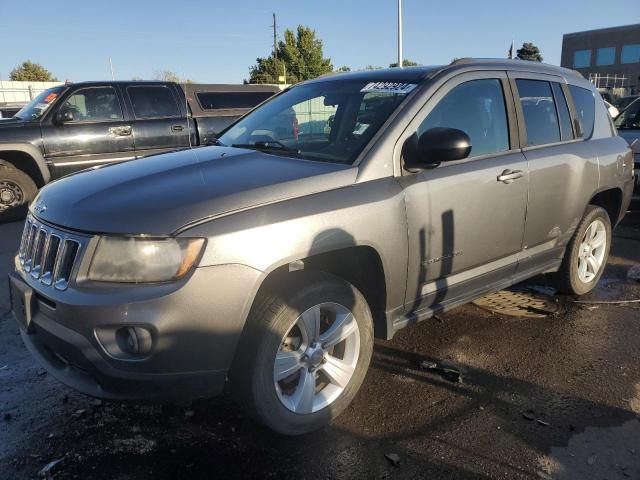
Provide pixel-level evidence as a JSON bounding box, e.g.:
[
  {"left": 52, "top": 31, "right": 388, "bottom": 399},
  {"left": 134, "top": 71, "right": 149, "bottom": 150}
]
[
  {"left": 397, "top": 0, "right": 403, "bottom": 68},
  {"left": 109, "top": 57, "right": 115, "bottom": 80},
  {"left": 273, "top": 13, "right": 278, "bottom": 62}
]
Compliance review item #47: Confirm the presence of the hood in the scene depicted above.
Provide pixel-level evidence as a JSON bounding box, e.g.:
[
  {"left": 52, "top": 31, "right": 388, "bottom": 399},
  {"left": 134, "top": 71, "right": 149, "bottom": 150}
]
[{"left": 33, "top": 146, "right": 357, "bottom": 235}]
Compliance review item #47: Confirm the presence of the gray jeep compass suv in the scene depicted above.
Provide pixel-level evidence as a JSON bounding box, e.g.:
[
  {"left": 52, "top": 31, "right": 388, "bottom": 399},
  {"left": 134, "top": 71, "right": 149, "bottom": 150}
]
[{"left": 9, "top": 59, "right": 634, "bottom": 435}]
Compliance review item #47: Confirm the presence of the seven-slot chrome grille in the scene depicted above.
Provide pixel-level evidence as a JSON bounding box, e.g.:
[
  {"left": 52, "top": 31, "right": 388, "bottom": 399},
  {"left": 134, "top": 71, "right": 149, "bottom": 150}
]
[{"left": 18, "top": 215, "right": 86, "bottom": 291}]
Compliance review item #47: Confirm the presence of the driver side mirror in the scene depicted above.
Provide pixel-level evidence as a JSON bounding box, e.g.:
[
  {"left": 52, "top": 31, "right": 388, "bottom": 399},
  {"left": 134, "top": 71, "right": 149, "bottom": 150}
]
[
  {"left": 410, "top": 127, "right": 472, "bottom": 166},
  {"left": 53, "top": 110, "right": 74, "bottom": 125}
]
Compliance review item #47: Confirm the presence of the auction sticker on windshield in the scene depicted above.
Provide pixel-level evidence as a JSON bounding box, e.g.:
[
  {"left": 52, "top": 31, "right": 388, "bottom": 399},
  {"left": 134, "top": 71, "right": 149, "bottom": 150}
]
[{"left": 360, "top": 82, "right": 417, "bottom": 94}]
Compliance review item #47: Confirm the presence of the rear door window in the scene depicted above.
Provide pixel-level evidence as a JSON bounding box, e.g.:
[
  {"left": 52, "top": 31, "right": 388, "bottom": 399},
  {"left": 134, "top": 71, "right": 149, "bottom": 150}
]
[
  {"left": 516, "top": 79, "right": 561, "bottom": 146},
  {"left": 127, "top": 86, "right": 181, "bottom": 119},
  {"left": 418, "top": 79, "right": 510, "bottom": 158},
  {"left": 568, "top": 85, "right": 595, "bottom": 138},
  {"left": 551, "top": 83, "right": 574, "bottom": 141}
]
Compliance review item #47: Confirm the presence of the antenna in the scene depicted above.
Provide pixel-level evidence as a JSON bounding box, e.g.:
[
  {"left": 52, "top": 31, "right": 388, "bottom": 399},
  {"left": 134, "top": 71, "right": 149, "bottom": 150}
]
[{"left": 397, "top": 0, "right": 403, "bottom": 68}]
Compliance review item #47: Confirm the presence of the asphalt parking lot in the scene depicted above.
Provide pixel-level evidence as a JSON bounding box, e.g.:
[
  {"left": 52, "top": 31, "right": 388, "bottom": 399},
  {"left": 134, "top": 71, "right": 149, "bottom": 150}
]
[{"left": 1, "top": 211, "right": 639, "bottom": 480}]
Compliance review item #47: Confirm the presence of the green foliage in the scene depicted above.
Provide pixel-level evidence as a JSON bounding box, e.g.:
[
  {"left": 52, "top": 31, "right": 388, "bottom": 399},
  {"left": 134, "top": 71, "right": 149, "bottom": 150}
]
[
  {"left": 516, "top": 43, "right": 543, "bottom": 62},
  {"left": 335, "top": 66, "right": 351, "bottom": 72},
  {"left": 249, "top": 25, "right": 333, "bottom": 84},
  {"left": 364, "top": 65, "right": 383, "bottom": 70},
  {"left": 154, "top": 70, "right": 195, "bottom": 84},
  {"left": 9, "top": 61, "right": 57, "bottom": 82},
  {"left": 389, "top": 59, "right": 419, "bottom": 67}
]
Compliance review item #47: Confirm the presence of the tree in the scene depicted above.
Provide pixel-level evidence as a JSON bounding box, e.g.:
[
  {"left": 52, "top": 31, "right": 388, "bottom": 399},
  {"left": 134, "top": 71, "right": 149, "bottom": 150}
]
[
  {"left": 248, "top": 25, "right": 333, "bottom": 84},
  {"left": 335, "top": 66, "right": 351, "bottom": 73},
  {"left": 154, "top": 70, "right": 195, "bottom": 83},
  {"left": 389, "top": 59, "right": 419, "bottom": 68},
  {"left": 516, "top": 43, "right": 543, "bottom": 62},
  {"left": 9, "top": 61, "right": 57, "bottom": 81}
]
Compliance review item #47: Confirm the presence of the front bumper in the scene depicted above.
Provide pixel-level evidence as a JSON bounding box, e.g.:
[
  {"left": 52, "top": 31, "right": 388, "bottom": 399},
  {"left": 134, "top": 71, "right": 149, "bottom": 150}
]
[{"left": 10, "top": 261, "right": 262, "bottom": 403}]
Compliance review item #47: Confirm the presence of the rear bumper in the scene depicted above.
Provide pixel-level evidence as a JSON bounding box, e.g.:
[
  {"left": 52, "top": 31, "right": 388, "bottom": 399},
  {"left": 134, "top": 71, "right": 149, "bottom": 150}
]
[{"left": 10, "top": 261, "right": 262, "bottom": 403}]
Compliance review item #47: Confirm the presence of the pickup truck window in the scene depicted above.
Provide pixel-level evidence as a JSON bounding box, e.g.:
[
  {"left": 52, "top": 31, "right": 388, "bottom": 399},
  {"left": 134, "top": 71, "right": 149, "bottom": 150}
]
[
  {"left": 197, "top": 91, "right": 274, "bottom": 110},
  {"left": 59, "top": 87, "right": 123, "bottom": 122},
  {"left": 615, "top": 97, "right": 640, "bottom": 129},
  {"left": 127, "top": 86, "right": 181, "bottom": 119},
  {"left": 14, "top": 86, "right": 66, "bottom": 121},
  {"left": 418, "top": 79, "right": 509, "bottom": 158},
  {"left": 218, "top": 79, "right": 414, "bottom": 164}
]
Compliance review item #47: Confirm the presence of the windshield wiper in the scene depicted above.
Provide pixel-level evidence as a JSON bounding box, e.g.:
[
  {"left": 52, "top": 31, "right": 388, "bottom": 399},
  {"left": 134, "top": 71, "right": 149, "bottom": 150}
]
[{"left": 231, "top": 141, "right": 301, "bottom": 156}]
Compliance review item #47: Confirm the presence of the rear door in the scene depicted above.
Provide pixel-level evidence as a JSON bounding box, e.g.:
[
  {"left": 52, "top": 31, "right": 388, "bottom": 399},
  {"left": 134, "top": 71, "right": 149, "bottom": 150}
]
[
  {"left": 123, "top": 84, "right": 190, "bottom": 157},
  {"left": 398, "top": 71, "right": 529, "bottom": 312},
  {"left": 41, "top": 85, "right": 135, "bottom": 178},
  {"left": 508, "top": 73, "right": 599, "bottom": 274}
]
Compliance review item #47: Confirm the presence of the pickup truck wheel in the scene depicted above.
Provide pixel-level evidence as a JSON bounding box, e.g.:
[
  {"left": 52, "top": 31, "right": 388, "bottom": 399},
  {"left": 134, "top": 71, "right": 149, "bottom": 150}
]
[
  {"left": 232, "top": 271, "right": 373, "bottom": 435},
  {"left": 555, "top": 205, "right": 611, "bottom": 295},
  {"left": 0, "top": 166, "right": 37, "bottom": 223}
]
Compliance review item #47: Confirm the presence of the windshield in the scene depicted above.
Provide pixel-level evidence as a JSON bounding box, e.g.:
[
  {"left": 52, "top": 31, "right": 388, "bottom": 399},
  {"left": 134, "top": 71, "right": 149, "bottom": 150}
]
[
  {"left": 14, "top": 86, "right": 66, "bottom": 121},
  {"left": 218, "top": 79, "right": 417, "bottom": 164},
  {"left": 614, "top": 98, "right": 640, "bottom": 130}
]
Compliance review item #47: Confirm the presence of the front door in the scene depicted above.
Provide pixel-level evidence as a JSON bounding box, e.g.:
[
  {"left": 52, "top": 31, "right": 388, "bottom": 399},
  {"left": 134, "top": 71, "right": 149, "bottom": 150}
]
[
  {"left": 42, "top": 85, "right": 135, "bottom": 178},
  {"left": 398, "top": 72, "right": 528, "bottom": 314}
]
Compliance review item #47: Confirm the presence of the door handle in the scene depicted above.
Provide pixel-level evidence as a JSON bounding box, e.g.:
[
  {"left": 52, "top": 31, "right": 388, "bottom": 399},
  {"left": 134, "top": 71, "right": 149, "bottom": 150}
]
[
  {"left": 171, "top": 125, "right": 184, "bottom": 132},
  {"left": 497, "top": 169, "right": 524, "bottom": 184},
  {"left": 108, "top": 126, "right": 132, "bottom": 137}
]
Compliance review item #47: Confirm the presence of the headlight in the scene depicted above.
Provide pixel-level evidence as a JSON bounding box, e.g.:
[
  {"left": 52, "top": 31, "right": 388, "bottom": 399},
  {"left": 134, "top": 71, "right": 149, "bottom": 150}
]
[{"left": 88, "top": 237, "right": 205, "bottom": 283}]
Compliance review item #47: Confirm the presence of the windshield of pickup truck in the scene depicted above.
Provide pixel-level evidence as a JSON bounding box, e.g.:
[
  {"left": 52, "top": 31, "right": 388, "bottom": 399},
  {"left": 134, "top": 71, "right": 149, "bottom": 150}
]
[
  {"left": 218, "top": 79, "right": 417, "bottom": 164},
  {"left": 614, "top": 98, "right": 640, "bottom": 130},
  {"left": 14, "top": 86, "right": 66, "bottom": 121}
]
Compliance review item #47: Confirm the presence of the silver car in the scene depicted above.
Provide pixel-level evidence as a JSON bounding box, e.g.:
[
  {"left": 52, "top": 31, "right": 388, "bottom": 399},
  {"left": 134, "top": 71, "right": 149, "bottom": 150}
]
[{"left": 10, "top": 59, "right": 634, "bottom": 435}]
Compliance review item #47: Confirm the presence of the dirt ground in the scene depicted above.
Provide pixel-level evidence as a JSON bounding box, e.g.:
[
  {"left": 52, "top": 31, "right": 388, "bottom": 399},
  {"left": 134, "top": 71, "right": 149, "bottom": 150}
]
[{"left": 1, "top": 211, "right": 639, "bottom": 480}]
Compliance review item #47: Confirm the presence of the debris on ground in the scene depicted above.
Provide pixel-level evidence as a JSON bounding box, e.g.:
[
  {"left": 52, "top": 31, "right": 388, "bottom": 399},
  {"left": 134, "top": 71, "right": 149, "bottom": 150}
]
[
  {"left": 522, "top": 410, "right": 536, "bottom": 421},
  {"left": 36, "top": 368, "right": 47, "bottom": 376},
  {"left": 38, "top": 455, "right": 65, "bottom": 477},
  {"left": 0, "top": 364, "right": 8, "bottom": 370},
  {"left": 384, "top": 453, "right": 401, "bottom": 467},
  {"left": 419, "top": 360, "right": 462, "bottom": 383},
  {"left": 537, "top": 419, "right": 550, "bottom": 427},
  {"left": 72, "top": 409, "right": 86, "bottom": 418}
]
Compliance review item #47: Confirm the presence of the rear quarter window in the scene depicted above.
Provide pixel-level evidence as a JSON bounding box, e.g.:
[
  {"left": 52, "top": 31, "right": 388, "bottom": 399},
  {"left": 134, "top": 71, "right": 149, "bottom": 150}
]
[{"left": 568, "top": 85, "right": 595, "bottom": 139}]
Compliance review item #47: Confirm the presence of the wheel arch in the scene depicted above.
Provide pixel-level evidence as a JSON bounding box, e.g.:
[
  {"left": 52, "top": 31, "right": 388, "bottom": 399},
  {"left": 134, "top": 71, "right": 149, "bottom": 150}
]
[
  {"left": 0, "top": 144, "right": 50, "bottom": 187},
  {"left": 245, "top": 245, "right": 389, "bottom": 341},
  {"left": 589, "top": 187, "right": 623, "bottom": 226}
]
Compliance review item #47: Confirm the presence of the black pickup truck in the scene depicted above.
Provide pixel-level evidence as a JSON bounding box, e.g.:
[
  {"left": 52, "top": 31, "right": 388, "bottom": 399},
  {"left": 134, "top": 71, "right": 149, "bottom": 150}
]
[{"left": 0, "top": 81, "right": 279, "bottom": 221}]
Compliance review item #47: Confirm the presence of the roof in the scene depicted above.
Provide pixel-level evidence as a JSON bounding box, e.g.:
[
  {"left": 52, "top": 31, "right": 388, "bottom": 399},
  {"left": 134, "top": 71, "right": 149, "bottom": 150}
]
[{"left": 306, "top": 59, "right": 582, "bottom": 85}]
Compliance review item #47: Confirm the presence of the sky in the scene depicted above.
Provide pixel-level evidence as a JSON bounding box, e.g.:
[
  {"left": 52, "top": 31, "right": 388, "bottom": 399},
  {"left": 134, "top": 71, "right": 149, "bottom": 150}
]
[{"left": 1, "top": 0, "right": 639, "bottom": 84}]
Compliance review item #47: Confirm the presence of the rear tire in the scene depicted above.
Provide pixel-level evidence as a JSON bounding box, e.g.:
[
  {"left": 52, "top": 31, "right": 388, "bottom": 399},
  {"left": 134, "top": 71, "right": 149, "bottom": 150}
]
[
  {"left": 231, "top": 271, "right": 373, "bottom": 435},
  {"left": 0, "top": 165, "right": 37, "bottom": 223},
  {"left": 555, "top": 205, "right": 611, "bottom": 295}
]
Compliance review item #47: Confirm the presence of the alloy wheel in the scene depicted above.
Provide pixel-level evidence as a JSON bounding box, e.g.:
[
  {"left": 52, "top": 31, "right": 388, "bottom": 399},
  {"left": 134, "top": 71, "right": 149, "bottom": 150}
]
[
  {"left": 577, "top": 218, "right": 607, "bottom": 283},
  {"left": 274, "top": 302, "right": 360, "bottom": 414}
]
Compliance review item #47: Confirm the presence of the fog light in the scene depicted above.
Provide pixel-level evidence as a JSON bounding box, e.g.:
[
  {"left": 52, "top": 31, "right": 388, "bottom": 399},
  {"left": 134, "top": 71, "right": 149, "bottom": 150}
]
[
  {"left": 95, "top": 325, "right": 153, "bottom": 359},
  {"left": 116, "top": 327, "right": 139, "bottom": 354}
]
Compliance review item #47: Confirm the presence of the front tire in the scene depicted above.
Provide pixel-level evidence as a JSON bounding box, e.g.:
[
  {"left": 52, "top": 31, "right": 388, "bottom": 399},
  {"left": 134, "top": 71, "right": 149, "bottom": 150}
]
[
  {"left": 0, "top": 166, "right": 37, "bottom": 223},
  {"left": 232, "top": 271, "right": 374, "bottom": 435},
  {"left": 556, "top": 205, "right": 612, "bottom": 295}
]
